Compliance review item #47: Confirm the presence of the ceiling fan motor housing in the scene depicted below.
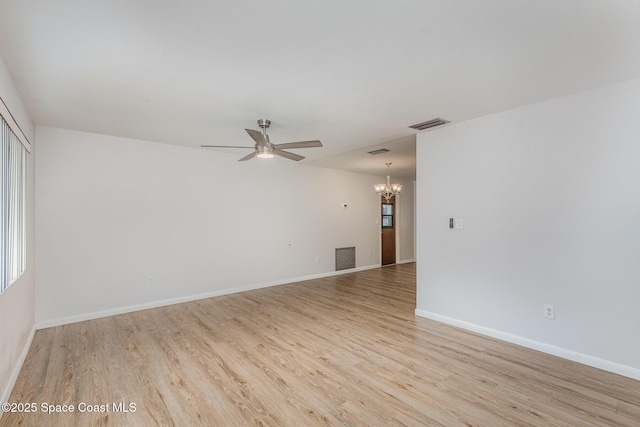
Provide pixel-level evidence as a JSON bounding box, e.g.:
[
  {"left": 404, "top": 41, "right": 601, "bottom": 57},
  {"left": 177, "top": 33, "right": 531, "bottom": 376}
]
[{"left": 257, "top": 119, "right": 271, "bottom": 129}]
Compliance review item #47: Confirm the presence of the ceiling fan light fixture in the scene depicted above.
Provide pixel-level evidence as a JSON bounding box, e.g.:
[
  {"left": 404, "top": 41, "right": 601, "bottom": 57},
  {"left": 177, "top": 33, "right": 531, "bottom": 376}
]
[
  {"left": 256, "top": 145, "right": 274, "bottom": 159},
  {"left": 201, "top": 119, "right": 322, "bottom": 162}
]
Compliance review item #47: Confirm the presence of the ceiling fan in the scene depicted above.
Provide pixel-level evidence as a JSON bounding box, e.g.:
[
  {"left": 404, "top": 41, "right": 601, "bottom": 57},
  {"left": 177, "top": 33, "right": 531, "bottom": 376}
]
[{"left": 201, "top": 119, "right": 323, "bottom": 161}]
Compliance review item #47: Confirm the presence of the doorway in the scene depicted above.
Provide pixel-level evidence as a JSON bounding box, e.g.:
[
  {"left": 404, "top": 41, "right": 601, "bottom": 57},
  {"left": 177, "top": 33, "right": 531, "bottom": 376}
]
[{"left": 381, "top": 196, "right": 396, "bottom": 265}]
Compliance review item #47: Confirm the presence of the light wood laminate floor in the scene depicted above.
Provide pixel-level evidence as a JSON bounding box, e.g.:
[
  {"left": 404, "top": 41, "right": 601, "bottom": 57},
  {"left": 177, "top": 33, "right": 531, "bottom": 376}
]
[{"left": 2, "top": 263, "right": 639, "bottom": 426}]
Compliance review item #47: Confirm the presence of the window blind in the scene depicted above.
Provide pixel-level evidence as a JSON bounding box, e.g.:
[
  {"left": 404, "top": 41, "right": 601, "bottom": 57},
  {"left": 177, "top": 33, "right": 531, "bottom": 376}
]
[{"left": 0, "top": 109, "right": 27, "bottom": 293}]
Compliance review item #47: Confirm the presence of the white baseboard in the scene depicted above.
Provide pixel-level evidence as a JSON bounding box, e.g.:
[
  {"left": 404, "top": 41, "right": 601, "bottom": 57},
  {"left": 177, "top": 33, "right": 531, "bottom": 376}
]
[
  {"left": 1, "top": 324, "right": 37, "bottom": 408},
  {"left": 398, "top": 259, "right": 416, "bottom": 264},
  {"left": 415, "top": 309, "right": 640, "bottom": 381},
  {"left": 36, "top": 264, "right": 382, "bottom": 330}
]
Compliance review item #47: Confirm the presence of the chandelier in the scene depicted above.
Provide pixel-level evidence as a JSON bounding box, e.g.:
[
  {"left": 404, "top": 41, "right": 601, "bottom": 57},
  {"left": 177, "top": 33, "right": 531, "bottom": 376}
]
[{"left": 374, "top": 163, "right": 402, "bottom": 201}]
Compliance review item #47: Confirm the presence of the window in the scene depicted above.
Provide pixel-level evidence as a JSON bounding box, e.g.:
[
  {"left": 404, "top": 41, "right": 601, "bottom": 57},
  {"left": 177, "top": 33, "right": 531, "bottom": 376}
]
[
  {"left": 382, "top": 203, "right": 393, "bottom": 228},
  {"left": 1, "top": 98, "right": 29, "bottom": 294}
]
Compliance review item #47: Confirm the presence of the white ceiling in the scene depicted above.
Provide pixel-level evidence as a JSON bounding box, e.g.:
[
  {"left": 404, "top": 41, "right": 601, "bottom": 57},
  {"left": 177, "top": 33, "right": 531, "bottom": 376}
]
[{"left": 1, "top": 0, "right": 640, "bottom": 178}]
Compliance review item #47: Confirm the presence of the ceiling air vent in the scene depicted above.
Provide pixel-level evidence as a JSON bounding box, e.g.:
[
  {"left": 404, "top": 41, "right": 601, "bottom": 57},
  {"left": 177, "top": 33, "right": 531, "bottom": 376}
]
[
  {"left": 367, "top": 148, "right": 389, "bottom": 155},
  {"left": 408, "top": 117, "right": 450, "bottom": 131}
]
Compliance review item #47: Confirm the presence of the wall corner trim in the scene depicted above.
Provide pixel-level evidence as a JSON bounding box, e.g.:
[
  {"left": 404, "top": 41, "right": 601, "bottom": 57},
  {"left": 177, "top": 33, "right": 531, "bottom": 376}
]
[{"left": 414, "top": 309, "right": 640, "bottom": 381}]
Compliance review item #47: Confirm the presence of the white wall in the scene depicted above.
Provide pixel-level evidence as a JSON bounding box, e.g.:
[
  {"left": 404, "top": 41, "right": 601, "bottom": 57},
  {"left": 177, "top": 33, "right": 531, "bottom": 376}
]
[
  {"left": 35, "top": 127, "right": 386, "bottom": 324},
  {"left": 0, "top": 54, "right": 35, "bottom": 403},
  {"left": 416, "top": 78, "right": 640, "bottom": 379},
  {"left": 398, "top": 180, "right": 415, "bottom": 263}
]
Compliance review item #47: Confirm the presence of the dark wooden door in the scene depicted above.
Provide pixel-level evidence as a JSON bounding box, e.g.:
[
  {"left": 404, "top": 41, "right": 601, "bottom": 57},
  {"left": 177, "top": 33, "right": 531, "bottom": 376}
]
[{"left": 381, "top": 196, "right": 396, "bottom": 266}]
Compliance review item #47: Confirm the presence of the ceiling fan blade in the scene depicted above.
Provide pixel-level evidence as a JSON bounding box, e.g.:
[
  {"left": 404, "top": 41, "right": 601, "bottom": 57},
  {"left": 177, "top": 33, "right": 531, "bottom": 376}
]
[
  {"left": 238, "top": 151, "right": 258, "bottom": 162},
  {"left": 273, "top": 140, "right": 322, "bottom": 149},
  {"left": 201, "top": 145, "right": 255, "bottom": 148},
  {"left": 245, "top": 129, "right": 268, "bottom": 147},
  {"left": 274, "top": 149, "right": 305, "bottom": 161}
]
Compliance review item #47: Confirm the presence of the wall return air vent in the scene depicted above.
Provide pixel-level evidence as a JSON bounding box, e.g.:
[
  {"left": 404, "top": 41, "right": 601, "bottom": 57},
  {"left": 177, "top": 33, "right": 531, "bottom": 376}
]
[
  {"left": 335, "top": 247, "right": 356, "bottom": 271},
  {"left": 408, "top": 117, "right": 450, "bottom": 131}
]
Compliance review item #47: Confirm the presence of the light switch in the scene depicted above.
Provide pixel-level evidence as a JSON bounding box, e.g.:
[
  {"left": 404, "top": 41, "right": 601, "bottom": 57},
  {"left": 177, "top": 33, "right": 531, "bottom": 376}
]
[{"left": 455, "top": 219, "right": 463, "bottom": 229}]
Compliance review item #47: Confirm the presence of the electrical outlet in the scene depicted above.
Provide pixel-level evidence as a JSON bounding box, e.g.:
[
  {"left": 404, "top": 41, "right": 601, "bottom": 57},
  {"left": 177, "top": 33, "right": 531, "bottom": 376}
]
[
  {"left": 368, "top": 250, "right": 372, "bottom": 257},
  {"left": 315, "top": 256, "right": 320, "bottom": 263},
  {"left": 147, "top": 276, "right": 153, "bottom": 285},
  {"left": 544, "top": 304, "right": 555, "bottom": 319}
]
